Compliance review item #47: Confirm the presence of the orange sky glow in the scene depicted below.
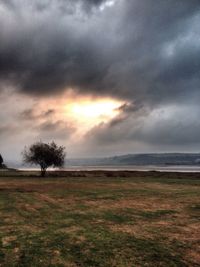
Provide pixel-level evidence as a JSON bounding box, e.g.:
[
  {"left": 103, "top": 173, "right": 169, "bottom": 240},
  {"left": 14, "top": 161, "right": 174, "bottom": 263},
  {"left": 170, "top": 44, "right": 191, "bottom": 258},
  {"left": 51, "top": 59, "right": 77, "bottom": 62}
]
[{"left": 35, "top": 91, "right": 124, "bottom": 135}]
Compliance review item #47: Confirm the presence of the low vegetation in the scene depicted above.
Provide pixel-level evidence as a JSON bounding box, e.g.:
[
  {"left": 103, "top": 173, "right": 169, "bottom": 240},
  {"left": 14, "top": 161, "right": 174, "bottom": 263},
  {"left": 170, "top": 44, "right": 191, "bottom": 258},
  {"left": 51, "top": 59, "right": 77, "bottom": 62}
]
[{"left": 0, "top": 170, "right": 200, "bottom": 266}]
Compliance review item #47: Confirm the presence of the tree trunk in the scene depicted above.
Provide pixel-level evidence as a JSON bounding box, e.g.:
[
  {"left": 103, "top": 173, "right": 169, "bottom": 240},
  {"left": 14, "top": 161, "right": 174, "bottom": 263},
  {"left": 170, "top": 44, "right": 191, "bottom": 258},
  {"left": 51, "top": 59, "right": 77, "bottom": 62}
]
[{"left": 41, "top": 168, "right": 46, "bottom": 177}]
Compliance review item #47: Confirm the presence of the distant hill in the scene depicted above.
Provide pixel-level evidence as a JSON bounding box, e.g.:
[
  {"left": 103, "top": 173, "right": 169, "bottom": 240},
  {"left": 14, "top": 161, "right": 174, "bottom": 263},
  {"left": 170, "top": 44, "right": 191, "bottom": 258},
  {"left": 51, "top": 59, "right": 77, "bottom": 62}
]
[{"left": 66, "top": 153, "right": 200, "bottom": 166}]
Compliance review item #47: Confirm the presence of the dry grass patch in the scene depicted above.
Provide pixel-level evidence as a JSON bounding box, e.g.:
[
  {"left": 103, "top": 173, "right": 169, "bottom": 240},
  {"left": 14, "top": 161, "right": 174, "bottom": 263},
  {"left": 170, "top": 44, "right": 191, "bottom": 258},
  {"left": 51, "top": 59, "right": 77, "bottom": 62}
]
[
  {"left": 2, "top": 236, "right": 17, "bottom": 247},
  {"left": 84, "top": 197, "right": 180, "bottom": 212},
  {"left": 0, "top": 171, "right": 200, "bottom": 266}
]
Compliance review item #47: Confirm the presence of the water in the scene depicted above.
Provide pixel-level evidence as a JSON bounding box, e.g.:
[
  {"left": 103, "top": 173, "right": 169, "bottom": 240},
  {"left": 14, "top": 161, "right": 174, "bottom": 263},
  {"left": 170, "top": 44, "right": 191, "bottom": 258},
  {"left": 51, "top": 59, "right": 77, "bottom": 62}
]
[{"left": 19, "top": 165, "right": 200, "bottom": 172}]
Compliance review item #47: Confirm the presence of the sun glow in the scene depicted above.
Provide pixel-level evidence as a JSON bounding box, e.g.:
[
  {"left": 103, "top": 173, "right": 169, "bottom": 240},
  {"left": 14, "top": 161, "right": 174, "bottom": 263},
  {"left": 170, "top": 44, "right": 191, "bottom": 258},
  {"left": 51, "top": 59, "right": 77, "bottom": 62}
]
[
  {"left": 71, "top": 101, "right": 119, "bottom": 118},
  {"left": 65, "top": 97, "right": 123, "bottom": 130},
  {"left": 37, "top": 92, "right": 124, "bottom": 136}
]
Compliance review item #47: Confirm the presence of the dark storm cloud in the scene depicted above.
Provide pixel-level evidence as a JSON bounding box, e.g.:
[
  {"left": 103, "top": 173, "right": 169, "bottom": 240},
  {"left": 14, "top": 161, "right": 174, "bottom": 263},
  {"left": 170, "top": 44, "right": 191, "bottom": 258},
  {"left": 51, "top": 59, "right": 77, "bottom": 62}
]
[
  {"left": 0, "top": 0, "right": 106, "bottom": 11},
  {"left": 1, "top": 0, "right": 200, "bottom": 154},
  {"left": 0, "top": 0, "right": 200, "bottom": 107},
  {"left": 0, "top": 0, "right": 110, "bottom": 93},
  {"left": 86, "top": 104, "right": 200, "bottom": 148}
]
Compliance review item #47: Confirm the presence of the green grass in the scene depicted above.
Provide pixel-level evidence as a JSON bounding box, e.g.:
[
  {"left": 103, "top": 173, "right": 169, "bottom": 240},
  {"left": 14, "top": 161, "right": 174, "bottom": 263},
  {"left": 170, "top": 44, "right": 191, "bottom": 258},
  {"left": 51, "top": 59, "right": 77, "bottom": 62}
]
[{"left": 0, "top": 170, "right": 200, "bottom": 266}]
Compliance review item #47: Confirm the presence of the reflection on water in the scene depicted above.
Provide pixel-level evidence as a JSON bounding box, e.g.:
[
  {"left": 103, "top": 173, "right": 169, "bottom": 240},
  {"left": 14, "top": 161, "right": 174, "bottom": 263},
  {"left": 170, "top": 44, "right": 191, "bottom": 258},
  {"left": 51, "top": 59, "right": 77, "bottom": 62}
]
[{"left": 19, "top": 165, "right": 200, "bottom": 172}]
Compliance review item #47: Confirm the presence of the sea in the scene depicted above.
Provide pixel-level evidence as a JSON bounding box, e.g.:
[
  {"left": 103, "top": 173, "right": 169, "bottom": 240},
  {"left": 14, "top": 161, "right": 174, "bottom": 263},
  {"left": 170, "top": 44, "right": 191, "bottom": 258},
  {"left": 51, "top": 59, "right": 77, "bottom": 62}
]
[{"left": 18, "top": 165, "right": 200, "bottom": 172}]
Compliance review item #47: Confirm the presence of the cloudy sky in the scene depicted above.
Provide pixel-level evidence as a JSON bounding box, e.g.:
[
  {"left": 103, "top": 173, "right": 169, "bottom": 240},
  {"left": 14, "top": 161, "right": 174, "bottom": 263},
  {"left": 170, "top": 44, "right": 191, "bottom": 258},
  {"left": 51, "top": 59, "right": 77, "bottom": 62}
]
[{"left": 0, "top": 0, "right": 200, "bottom": 162}]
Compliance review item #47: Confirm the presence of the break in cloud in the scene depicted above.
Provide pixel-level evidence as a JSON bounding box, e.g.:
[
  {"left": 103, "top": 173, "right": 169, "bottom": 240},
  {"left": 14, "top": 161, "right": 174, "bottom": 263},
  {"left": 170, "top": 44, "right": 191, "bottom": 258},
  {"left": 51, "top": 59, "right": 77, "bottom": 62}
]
[{"left": 1, "top": 0, "right": 200, "bottom": 161}]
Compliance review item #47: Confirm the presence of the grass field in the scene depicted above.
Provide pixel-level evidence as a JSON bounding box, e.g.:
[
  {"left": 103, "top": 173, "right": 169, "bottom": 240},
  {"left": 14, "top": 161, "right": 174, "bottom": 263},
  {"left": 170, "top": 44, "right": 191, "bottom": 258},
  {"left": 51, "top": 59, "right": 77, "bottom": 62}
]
[{"left": 0, "top": 170, "right": 200, "bottom": 266}]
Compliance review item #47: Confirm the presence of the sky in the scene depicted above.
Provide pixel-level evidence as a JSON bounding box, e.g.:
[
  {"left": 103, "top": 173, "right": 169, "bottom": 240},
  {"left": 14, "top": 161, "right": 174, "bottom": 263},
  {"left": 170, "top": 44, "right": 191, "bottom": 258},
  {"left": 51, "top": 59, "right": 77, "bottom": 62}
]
[{"left": 0, "top": 0, "right": 200, "bottom": 162}]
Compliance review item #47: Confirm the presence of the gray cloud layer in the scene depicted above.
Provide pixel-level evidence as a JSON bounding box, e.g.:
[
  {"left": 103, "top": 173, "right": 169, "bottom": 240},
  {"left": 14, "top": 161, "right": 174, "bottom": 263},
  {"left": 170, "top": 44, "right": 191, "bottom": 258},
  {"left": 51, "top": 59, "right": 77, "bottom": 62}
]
[
  {"left": 1, "top": 0, "right": 199, "bottom": 103},
  {"left": 86, "top": 104, "right": 200, "bottom": 146},
  {"left": 1, "top": 0, "right": 200, "bottom": 158}
]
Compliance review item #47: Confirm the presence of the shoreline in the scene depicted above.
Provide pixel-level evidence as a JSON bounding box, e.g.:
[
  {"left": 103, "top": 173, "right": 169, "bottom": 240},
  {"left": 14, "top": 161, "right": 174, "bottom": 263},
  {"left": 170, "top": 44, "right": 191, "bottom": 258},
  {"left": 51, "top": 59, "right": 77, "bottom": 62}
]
[{"left": 18, "top": 165, "right": 200, "bottom": 173}]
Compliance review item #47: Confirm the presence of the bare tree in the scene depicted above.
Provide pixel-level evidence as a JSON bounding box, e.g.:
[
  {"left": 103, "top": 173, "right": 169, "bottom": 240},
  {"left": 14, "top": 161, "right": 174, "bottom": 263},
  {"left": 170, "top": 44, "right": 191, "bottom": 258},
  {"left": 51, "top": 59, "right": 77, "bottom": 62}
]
[{"left": 22, "top": 141, "right": 66, "bottom": 176}]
